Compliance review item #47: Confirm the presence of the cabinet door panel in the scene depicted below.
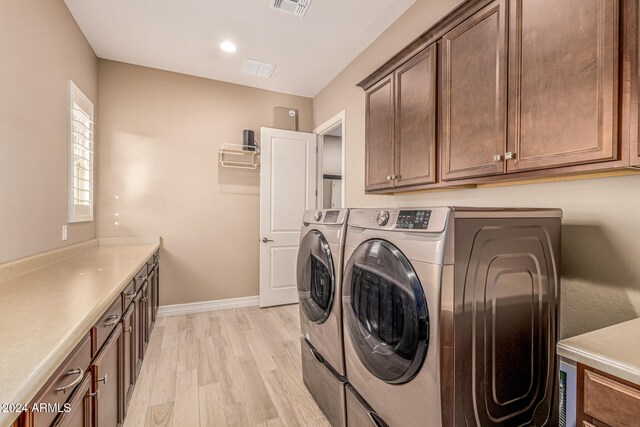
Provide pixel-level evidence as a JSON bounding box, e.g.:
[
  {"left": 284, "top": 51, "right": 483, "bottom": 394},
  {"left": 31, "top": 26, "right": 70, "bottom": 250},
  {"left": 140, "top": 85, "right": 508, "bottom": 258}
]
[
  {"left": 121, "top": 304, "right": 135, "bottom": 420},
  {"left": 52, "top": 373, "right": 92, "bottom": 427},
  {"left": 507, "top": 0, "right": 618, "bottom": 172},
  {"left": 394, "top": 44, "right": 437, "bottom": 187},
  {"left": 365, "top": 75, "right": 394, "bottom": 191},
  {"left": 92, "top": 324, "right": 122, "bottom": 427},
  {"left": 441, "top": 0, "right": 508, "bottom": 181}
]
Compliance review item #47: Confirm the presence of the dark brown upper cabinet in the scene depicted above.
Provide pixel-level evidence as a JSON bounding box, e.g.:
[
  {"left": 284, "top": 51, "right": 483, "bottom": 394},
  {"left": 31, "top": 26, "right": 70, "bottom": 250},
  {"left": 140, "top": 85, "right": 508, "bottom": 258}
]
[
  {"left": 394, "top": 44, "right": 438, "bottom": 188},
  {"left": 441, "top": 0, "right": 508, "bottom": 181},
  {"left": 507, "top": 0, "right": 619, "bottom": 172},
  {"left": 365, "top": 75, "right": 395, "bottom": 191}
]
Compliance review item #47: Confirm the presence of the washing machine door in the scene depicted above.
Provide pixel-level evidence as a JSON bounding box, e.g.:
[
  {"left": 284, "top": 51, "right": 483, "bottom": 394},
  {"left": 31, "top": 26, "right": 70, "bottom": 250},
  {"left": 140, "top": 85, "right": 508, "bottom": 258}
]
[
  {"left": 297, "top": 230, "right": 335, "bottom": 324},
  {"left": 343, "top": 239, "right": 429, "bottom": 384}
]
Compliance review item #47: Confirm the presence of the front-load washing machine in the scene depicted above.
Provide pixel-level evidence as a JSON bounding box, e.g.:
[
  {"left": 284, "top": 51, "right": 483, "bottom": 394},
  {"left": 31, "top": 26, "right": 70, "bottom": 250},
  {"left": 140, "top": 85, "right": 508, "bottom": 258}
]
[
  {"left": 297, "top": 208, "right": 349, "bottom": 427},
  {"left": 342, "top": 207, "right": 562, "bottom": 426}
]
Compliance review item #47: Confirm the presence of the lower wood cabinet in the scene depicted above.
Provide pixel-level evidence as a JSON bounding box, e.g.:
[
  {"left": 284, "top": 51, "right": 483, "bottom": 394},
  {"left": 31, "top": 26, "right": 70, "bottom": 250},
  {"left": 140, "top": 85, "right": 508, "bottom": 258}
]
[
  {"left": 92, "top": 324, "right": 123, "bottom": 427},
  {"left": 577, "top": 363, "right": 640, "bottom": 426},
  {"left": 20, "top": 252, "right": 159, "bottom": 427},
  {"left": 51, "top": 373, "right": 93, "bottom": 427}
]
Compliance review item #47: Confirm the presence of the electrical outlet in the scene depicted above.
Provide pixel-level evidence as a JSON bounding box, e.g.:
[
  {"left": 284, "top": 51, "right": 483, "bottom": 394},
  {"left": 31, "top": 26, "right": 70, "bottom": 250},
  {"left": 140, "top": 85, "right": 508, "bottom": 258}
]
[{"left": 62, "top": 225, "right": 68, "bottom": 241}]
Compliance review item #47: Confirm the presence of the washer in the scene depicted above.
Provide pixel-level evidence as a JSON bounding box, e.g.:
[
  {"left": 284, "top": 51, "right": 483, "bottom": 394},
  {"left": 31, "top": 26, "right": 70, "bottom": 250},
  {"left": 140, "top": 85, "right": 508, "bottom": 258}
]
[
  {"left": 342, "top": 207, "right": 562, "bottom": 426},
  {"left": 297, "top": 208, "right": 349, "bottom": 427}
]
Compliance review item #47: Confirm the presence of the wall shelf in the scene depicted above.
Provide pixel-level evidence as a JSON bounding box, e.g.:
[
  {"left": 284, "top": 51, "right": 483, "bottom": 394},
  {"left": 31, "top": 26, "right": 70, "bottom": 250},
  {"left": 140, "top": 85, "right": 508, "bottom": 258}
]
[{"left": 218, "top": 143, "right": 260, "bottom": 170}]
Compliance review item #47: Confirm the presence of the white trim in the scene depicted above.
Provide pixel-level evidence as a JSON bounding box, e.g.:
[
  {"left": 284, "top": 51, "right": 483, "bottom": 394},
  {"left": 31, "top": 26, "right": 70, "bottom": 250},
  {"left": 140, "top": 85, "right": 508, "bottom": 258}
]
[
  {"left": 314, "top": 110, "right": 346, "bottom": 208},
  {"left": 157, "top": 295, "right": 260, "bottom": 317}
]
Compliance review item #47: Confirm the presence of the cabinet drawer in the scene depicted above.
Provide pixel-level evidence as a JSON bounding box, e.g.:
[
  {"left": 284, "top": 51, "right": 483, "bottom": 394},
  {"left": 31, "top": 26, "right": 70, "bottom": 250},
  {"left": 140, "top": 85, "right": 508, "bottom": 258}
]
[
  {"left": 121, "top": 280, "right": 136, "bottom": 311},
  {"left": 92, "top": 298, "right": 123, "bottom": 357},
  {"left": 31, "top": 333, "right": 91, "bottom": 427},
  {"left": 583, "top": 369, "right": 640, "bottom": 427},
  {"left": 134, "top": 265, "right": 148, "bottom": 291}
]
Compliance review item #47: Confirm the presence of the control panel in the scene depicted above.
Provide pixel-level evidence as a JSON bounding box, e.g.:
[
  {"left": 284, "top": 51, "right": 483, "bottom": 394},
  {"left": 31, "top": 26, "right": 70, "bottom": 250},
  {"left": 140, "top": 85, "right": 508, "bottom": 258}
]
[
  {"left": 323, "top": 210, "right": 339, "bottom": 223},
  {"left": 395, "top": 210, "right": 431, "bottom": 230}
]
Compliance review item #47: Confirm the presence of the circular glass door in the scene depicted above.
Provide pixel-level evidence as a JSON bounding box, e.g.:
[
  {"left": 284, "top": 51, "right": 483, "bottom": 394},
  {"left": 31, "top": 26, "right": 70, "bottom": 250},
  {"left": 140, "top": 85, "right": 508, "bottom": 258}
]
[
  {"left": 297, "top": 230, "right": 335, "bottom": 323},
  {"left": 343, "top": 239, "right": 429, "bottom": 384}
]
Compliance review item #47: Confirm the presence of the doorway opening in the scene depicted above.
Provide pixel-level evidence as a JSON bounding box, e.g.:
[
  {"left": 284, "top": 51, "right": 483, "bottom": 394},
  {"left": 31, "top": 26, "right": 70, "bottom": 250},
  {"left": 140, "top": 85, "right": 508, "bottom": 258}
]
[{"left": 315, "top": 111, "right": 346, "bottom": 209}]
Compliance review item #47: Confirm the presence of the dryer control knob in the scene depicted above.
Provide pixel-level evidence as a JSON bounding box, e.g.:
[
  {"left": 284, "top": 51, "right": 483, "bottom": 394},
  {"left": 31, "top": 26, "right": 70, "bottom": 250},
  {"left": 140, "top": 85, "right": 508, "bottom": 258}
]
[
  {"left": 376, "top": 210, "right": 390, "bottom": 226},
  {"left": 314, "top": 211, "right": 323, "bottom": 221}
]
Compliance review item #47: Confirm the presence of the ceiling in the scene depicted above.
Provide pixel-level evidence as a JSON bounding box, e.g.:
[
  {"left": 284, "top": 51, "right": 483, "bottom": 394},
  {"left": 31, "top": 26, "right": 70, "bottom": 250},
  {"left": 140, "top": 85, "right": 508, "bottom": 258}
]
[{"left": 64, "top": 0, "right": 416, "bottom": 97}]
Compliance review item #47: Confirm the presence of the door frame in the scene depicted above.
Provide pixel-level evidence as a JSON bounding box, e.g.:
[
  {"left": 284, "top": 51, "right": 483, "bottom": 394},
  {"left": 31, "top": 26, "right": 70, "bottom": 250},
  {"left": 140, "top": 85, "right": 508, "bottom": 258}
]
[{"left": 314, "top": 110, "right": 346, "bottom": 208}]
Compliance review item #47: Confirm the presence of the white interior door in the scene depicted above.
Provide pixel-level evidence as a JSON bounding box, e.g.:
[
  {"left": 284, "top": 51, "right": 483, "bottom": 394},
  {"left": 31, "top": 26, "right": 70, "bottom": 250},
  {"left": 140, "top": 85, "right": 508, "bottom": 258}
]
[{"left": 259, "top": 127, "right": 316, "bottom": 307}]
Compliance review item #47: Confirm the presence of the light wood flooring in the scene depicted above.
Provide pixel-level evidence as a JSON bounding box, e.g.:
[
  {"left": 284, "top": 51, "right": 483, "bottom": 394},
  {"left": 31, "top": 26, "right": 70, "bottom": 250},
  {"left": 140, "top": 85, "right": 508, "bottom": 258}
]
[{"left": 123, "top": 304, "right": 329, "bottom": 427}]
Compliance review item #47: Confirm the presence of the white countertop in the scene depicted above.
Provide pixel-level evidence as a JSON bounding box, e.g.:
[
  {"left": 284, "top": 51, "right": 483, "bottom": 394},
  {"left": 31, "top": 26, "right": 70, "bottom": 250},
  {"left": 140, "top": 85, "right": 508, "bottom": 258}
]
[
  {"left": 557, "top": 317, "right": 640, "bottom": 385},
  {"left": 0, "top": 240, "right": 159, "bottom": 426}
]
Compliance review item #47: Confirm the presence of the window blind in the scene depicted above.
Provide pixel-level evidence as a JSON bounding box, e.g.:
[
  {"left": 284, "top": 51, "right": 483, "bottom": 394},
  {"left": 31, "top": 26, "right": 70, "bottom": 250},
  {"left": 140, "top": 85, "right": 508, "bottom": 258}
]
[{"left": 68, "top": 81, "right": 94, "bottom": 223}]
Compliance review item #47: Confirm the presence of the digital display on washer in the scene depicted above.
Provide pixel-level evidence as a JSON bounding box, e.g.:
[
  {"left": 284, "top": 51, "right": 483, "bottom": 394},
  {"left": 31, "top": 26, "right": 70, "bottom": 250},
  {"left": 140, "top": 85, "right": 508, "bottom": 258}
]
[
  {"left": 323, "top": 210, "right": 339, "bottom": 223},
  {"left": 396, "top": 210, "right": 431, "bottom": 229}
]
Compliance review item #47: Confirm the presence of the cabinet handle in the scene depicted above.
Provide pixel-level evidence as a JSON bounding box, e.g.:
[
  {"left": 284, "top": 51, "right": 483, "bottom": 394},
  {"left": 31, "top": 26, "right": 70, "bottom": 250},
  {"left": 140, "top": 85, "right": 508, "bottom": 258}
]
[
  {"left": 137, "top": 275, "right": 148, "bottom": 281},
  {"left": 103, "top": 315, "right": 120, "bottom": 327},
  {"left": 386, "top": 175, "right": 392, "bottom": 181},
  {"left": 124, "top": 327, "right": 133, "bottom": 333},
  {"left": 504, "top": 151, "right": 515, "bottom": 160},
  {"left": 493, "top": 154, "right": 503, "bottom": 162},
  {"left": 97, "top": 374, "right": 108, "bottom": 385},
  {"left": 125, "top": 291, "right": 137, "bottom": 299},
  {"left": 141, "top": 297, "right": 148, "bottom": 303},
  {"left": 55, "top": 368, "right": 84, "bottom": 394}
]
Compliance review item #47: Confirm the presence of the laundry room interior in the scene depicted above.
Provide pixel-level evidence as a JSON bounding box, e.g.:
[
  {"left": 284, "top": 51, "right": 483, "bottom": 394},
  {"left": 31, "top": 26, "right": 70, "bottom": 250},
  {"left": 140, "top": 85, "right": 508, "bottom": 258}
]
[{"left": 2, "top": 0, "right": 640, "bottom": 426}]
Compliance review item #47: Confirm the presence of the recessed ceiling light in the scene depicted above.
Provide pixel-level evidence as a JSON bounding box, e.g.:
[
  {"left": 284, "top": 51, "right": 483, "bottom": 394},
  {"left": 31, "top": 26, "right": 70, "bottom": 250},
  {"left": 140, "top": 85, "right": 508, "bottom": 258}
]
[{"left": 220, "top": 41, "right": 237, "bottom": 53}]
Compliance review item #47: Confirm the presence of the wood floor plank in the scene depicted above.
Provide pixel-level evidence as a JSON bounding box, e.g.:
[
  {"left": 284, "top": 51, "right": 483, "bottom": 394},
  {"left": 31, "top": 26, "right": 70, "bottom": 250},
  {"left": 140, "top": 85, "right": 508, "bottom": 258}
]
[
  {"left": 123, "top": 361, "right": 158, "bottom": 427},
  {"left": 149, "top": 345, "right": 179, "bottom": 406},
  {"left": 146, "top": 402, "right": 174, "bottom": 427},
  {"left": 199, "top": 383, "right": 228, "bottom": 427},
  {"left": 173, "top": 369, "right": 200, "bottom": 427},
  {"left": 197, "top": 336, "right": 221, "bottom": 386}
]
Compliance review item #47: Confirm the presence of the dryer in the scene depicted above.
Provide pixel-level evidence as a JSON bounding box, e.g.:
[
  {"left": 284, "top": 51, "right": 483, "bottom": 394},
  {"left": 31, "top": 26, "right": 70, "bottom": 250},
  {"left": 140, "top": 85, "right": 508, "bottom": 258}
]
[
  {"left": 342, "top": 207, "right": 562, "bottom": 427},
  {"left": 296, "top": 208, "right": 349, "bottom": 427}
]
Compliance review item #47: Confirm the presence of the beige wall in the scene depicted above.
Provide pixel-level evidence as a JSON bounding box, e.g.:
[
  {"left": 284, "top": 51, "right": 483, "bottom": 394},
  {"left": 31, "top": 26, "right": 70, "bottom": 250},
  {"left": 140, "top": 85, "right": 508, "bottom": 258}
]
[
  {"left": 313, "top": 0, "right": 640, "bottom": 338},
  {"left": 0, "top": 0, "right": 97, "bottom": 263},
  {"left": 97, "top": 60, "right": 313, "bottom": 305}
]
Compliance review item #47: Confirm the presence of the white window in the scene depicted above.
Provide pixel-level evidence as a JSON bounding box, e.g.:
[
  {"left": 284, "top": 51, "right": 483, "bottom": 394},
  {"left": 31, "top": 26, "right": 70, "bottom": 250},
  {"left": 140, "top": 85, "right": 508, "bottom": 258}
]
[{"left": 68, "top": 81, "right": 94, "bottom": 223}]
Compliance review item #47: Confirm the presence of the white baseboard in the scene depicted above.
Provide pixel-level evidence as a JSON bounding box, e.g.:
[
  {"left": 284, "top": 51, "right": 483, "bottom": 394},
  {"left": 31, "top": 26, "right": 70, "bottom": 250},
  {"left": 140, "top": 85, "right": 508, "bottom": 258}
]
[{"left": 157, "top": 295, "right": 259, "bottom": 317}]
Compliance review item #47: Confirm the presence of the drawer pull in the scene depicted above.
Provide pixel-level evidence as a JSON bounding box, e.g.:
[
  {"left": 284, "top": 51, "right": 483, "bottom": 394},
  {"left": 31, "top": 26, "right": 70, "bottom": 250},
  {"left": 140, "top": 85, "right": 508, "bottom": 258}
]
[
  {"left": 125, "top": 291, "right": 137, "bottom": 299},
  {"left": 55, "top": 368, "right": 84, "bottom": 394},
  {"left": 97, "top": 374, "right": 108, "bottom": 385},
  {"left": 141, "top": 297, "right": 148, "bottom": 303},
  {"left": 124, "top": 327, "right": 133, "bottom": 333},
  {"left": 137, "top": 275, "right": 148, "bottom": 281},
  {"left": 103, "top": 315, "right": 120, "bottom": 327}
]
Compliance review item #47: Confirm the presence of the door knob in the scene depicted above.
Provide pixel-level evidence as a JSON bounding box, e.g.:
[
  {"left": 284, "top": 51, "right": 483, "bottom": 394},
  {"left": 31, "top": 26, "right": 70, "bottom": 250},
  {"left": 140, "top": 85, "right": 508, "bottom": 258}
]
[{"left": 261, "top": 237, "right": 274, "bottom": 243}]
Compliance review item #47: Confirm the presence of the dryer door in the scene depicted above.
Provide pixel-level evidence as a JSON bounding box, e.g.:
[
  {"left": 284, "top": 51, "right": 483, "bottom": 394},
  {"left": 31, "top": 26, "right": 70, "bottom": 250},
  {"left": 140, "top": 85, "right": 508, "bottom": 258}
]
[
  {"left": 343, "top": 239, "right": 429, "bottom": 384},
  {"left": 297, "top": 230, "right": 335, "bottom": 323}
]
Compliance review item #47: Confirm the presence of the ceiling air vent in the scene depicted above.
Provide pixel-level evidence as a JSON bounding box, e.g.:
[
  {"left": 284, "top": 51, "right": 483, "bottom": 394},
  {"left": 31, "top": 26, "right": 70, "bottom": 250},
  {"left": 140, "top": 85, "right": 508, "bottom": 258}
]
[
  {"left": 242, "top": 59, "right": 277, "bottom": 78},
  {"left": 271, "top": 0, "right": 312, "bottom": 17}
]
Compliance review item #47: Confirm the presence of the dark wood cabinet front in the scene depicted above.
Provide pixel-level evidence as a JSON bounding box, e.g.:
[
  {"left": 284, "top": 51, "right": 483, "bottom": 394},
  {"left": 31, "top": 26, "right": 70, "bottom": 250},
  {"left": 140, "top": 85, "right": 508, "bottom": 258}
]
[
  {"left": 25, "top": 252, "right": 158, "bottom": 427},
  {"left": 365, "top": 75, "right": 395, "bottom": 191},
  {"left": 441, "top": 0, "right": 508, "bottom": 181},
  {"left": 121, "top": 304, "right": 136, "bottom": 420},
  {"left": 394, "top": 44, "right": 438, "bottom": 187},
  {"left": 92, "top": 324, "right": 123, "bottom": 427},
  {"left": 52, "top": 373, "right": 93, "bottom": 427},
  {"left": 507, "top": 0, "right": 619, "bottom": 172},
  {"left": 138, "top": 281, "right": 150, "bottom": 360}
]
